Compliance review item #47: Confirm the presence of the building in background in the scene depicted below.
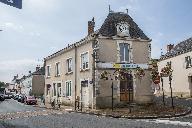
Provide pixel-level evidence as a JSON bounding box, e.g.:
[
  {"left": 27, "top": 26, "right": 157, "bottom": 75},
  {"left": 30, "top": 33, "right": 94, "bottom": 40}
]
[
  {"left": 20, "top": 66, "right": 45, "bottom": 96},
  {"left": 44, "top": 11, "right": 153, "bottom": 109},
  {"left": 158, "top": 37, "right": 192, "bottom": 97}
]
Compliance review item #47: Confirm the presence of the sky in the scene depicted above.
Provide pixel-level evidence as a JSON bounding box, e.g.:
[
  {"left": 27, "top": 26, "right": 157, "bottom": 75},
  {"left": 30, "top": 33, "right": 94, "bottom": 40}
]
[{"left": 0, "top": 0, "right": 192, "bottom": 82}]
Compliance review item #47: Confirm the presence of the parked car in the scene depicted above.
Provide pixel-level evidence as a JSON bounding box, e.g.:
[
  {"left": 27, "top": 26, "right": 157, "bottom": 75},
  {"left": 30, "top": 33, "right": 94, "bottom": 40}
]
[
  {"left": 18, "top": 94, "right": 25, "bottom": 103},
  {"left": 4, "top": 92, "right": 13, "bottom": 99},
  {"left": 25, "top": 96, "right": 37, "bottom": 105},
  {"left": 0, "top": 88, "right": 5, "bottom": 101},
  {"left": 13, "top": 94, "right": 20, "bottom": 100}
]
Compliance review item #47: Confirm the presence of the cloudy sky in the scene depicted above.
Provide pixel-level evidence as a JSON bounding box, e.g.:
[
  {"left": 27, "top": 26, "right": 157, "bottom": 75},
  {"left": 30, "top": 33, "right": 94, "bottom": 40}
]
[{"left": 0, "top": 0, "right": 192, "bottom": 82}]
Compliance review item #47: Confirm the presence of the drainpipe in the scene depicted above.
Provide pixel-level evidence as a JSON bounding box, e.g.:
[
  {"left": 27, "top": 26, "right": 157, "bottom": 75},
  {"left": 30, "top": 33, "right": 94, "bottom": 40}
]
[
  {"left": 74, "top": 44, "right": 77, "bottom": 110},
  {"left": 92, "top": 34, "right": 98, "bottom": 109}
]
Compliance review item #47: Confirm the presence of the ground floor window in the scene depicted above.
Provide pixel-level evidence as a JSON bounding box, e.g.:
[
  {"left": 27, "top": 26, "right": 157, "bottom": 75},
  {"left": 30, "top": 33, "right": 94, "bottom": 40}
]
[
  {"left": 66, "top": 81, "right": 72, "bottom": 96},
  {"left": 46, "top": 84, "right": 51, "bottom": 95},
  {"left": 53, "top": 83, "right": 56, "bottom": 96},
  {"left": 57, "top": 83, "right": 62, "bottom": 97}
]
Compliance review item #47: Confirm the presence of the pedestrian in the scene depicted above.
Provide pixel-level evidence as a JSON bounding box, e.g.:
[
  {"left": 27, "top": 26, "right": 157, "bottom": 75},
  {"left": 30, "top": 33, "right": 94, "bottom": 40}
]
[
  {"left": 51, "top": 97, "right": 55, "bottom": 108},
  {"left": 43, "top": 95, "right": 45, "bottom": 105}
]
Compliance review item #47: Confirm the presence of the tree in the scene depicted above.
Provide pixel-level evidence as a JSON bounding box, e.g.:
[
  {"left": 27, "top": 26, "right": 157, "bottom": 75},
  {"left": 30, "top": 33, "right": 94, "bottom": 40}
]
[{"left": 0, "top": 81, "right": 6, "bottom": 88}]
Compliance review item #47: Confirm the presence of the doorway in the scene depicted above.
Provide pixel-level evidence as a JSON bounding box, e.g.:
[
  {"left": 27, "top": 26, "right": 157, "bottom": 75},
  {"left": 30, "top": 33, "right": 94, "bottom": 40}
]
[
  {"left": 120, "top": 74, "right": 133, "bottom": 102},
  {"left": 81, "top": 80, "right": 89, "bottom": 108},
  {"left": 188, "top": 76, "right": 192, "bottom": 97}
]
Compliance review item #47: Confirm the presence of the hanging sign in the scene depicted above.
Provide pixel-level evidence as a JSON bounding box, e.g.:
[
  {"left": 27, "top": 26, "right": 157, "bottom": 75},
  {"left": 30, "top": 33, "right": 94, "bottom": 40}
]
[{"left": 0, "top": 0, "right": 22, "bottom": 9}]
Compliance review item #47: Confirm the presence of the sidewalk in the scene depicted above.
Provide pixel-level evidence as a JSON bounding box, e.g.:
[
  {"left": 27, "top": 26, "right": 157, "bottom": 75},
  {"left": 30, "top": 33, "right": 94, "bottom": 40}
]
[
  {"left": 35, "top": 98, "right": 192, "bottom": 119},
  {"left": 35, "top": 99, "right": 73, "bottom": 111}
]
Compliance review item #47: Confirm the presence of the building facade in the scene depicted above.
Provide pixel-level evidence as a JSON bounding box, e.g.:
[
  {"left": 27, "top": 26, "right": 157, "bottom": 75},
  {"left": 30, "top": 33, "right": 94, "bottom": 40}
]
[
  {"left": 44, "top": 12, "right": 153, "bottom": 108},
  {"left": 158, "top": 37, "right": 192, "bottom": 97},
  {"left": 20, "top": 66, "right": 45, "bottom": 96}
]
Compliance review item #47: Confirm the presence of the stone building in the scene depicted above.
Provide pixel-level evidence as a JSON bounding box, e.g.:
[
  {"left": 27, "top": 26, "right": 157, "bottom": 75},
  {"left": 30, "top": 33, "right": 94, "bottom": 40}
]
[
  {"left": 158, "top": 37, "right": 192, "bottom": 97},
  {"left": 44, "top": 11, "right": 153, "bottom": 109},
  {"left": 20, "top": 66, "right": 45, "bottom": 96}
]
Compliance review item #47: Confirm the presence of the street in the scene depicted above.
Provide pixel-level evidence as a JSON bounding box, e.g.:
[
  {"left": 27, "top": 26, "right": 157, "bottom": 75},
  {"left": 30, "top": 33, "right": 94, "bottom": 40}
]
[
  {"left": 0, "top": 99, "right": 44, "bottom": 114},
  {"left": 0, "top": 99, "right": 192, "bottom": 128}
]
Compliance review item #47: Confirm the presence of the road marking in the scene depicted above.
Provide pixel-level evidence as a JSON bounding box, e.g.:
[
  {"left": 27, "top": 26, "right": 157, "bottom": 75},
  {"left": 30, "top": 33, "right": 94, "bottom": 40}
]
[{"left": 143, "top": 119, "right": 192, "bottom": 127}]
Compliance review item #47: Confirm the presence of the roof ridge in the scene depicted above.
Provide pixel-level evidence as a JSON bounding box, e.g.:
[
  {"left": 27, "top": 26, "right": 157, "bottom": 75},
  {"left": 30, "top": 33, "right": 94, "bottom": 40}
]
[{"left": 45, "top": 31, "right": 98, "bottom": 60}]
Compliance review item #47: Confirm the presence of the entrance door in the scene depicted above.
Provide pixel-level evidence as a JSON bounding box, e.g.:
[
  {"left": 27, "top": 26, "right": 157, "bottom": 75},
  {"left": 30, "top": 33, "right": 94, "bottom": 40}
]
[
  {"left": 120, "top": 74, "right": 133, "bottom": 102},
  {"left": 189, "top": 76, "right": 192, "bottom": 96},
  {"left": 81, "top": 80, "right": 89, "bottom": 108}
]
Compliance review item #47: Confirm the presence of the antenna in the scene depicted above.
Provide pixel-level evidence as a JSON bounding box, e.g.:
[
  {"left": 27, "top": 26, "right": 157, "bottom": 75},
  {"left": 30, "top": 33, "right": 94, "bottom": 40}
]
[
  {"left": 126, "top": 9, "right": 128, "bottom": 14},
  {"left": 109, "top": 5, "right": 111, "bottom": 13}
]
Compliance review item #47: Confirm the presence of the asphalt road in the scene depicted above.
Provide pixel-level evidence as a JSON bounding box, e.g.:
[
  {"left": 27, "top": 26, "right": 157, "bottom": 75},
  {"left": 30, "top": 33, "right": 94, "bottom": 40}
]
[
  {"left": 1, "top": 112, "right": 192, "bottom": 128},
  {"left": 0, "top": 99, "right": 44, "bottom": 114},
  {"left": 0, "top": 98, "right": 192, "bottom": 128}
]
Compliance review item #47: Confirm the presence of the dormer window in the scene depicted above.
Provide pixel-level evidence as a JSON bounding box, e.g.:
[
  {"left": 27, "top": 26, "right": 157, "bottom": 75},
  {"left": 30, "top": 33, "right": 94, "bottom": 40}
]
[
  {"left": 116, "top": 22, "right": 130, "bottom": 37},
  {"left": 119, "top": 43, "right": 130, "bottom": 62}
]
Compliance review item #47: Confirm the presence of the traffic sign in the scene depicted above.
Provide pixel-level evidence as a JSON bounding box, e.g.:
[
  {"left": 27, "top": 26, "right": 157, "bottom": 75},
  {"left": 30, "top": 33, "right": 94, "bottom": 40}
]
[{"left": 0, "top": 0, "right": 22, "bottom": 9}]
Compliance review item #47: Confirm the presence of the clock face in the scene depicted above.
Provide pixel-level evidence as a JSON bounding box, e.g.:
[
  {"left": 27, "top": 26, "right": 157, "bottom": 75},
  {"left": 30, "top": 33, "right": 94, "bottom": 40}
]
[
  {"left": 116, "top": 22, "right": 130, "bottom": 37},
  {"left": 119, "top": 24, "right": 128, "bottom": 32}
]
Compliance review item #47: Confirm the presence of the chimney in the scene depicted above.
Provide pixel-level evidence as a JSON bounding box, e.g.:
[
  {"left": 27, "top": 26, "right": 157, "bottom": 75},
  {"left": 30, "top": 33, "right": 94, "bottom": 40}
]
[
  {"left": 14, "top": 76, "right": 17, "bottom": 80},
  {"left": 88, "top": 17, "right": 95, "bottom": 35},
  {"left": 167, "top": 44, "right": 174, "bottom": 53},
  {"left": 36, "top": 65, "right": 40, "bottom": 71}
]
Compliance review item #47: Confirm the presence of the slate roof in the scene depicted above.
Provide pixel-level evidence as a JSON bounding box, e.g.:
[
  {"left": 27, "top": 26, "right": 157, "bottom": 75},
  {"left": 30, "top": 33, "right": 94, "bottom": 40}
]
[
  {"left": 45, "top": 12, "right": 150, "bottom": 61},
  {"left": 99, "top": 12, "right": 149, "bottom": 40},
  {"left": 161, "top": 37, "right": 192, "bottom": 60}
]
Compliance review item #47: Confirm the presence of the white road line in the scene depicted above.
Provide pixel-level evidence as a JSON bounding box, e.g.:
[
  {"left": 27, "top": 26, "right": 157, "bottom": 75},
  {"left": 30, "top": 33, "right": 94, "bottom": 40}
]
[{"left": 143, "top": 119, "right": 192, "bottom": 127}]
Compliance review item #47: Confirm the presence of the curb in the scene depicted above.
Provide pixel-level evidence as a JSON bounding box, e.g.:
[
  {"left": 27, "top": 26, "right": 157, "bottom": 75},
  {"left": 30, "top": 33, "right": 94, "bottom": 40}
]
[{"left": 72, "top": 107, "right": 192, "bottom": 119}]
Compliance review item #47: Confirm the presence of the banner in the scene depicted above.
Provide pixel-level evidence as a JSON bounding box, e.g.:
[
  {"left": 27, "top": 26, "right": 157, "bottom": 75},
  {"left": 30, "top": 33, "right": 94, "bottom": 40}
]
[{"left": 0, "top": 0, "right": 22, "bottom": 9}]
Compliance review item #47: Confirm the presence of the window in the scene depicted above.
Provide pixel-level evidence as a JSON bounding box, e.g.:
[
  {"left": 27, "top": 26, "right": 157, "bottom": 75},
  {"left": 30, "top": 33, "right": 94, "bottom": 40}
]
[
  {"left": 119, "top": 43, "right": 129, "bottom": 62},
  {"left": 66, "top": 81, "right": 72, "bottom": 96},
  {"left": 53, "top": 83, "right": 56, "bottom": 96},
  {"left": 46, "top": 84, "right": 51, "bottom": 96},
  {"left": 46, "top": 65, "right": 51, "bottom": 77},
  {"left": 57, "top": 83, "right": 62, "bottom": 97},
  {"left": 81, "top": 52, "right": 89, "bottom": 70},
  {"left": 55, "top": 62, "right": 61, "bottom": 76},
  {"left": 66, "top": 58, "right": 72, "bottom": 73},
  {"left": 185, "top": 56, "right": 192, "bottom": 69}
]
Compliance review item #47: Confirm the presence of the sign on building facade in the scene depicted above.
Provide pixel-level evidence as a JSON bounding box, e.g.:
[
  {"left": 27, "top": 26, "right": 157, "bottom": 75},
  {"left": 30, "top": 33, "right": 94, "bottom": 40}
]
[{"left": 97, "top": 62, "right": 148, "bottom": 69}]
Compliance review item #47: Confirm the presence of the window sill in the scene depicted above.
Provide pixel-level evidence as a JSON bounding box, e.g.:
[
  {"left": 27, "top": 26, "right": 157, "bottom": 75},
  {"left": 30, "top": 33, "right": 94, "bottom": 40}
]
[
  {"left": 46, "top": 76, "right": 51, "bottom": 79},
  {"left": 65, "top": 72, "right": 73, "bottom": 75},
  {"left": 80, "top": 68, "right": 90, "bottom": 72},
  {"left": 55, "top": 75, "right": 61, "bottom": 77}
]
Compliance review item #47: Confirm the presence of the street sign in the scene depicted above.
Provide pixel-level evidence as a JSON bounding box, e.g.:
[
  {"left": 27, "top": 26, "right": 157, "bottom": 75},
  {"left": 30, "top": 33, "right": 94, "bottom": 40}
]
[{"left": 0, "top": 0, "right": 22, "bottom": 9}]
